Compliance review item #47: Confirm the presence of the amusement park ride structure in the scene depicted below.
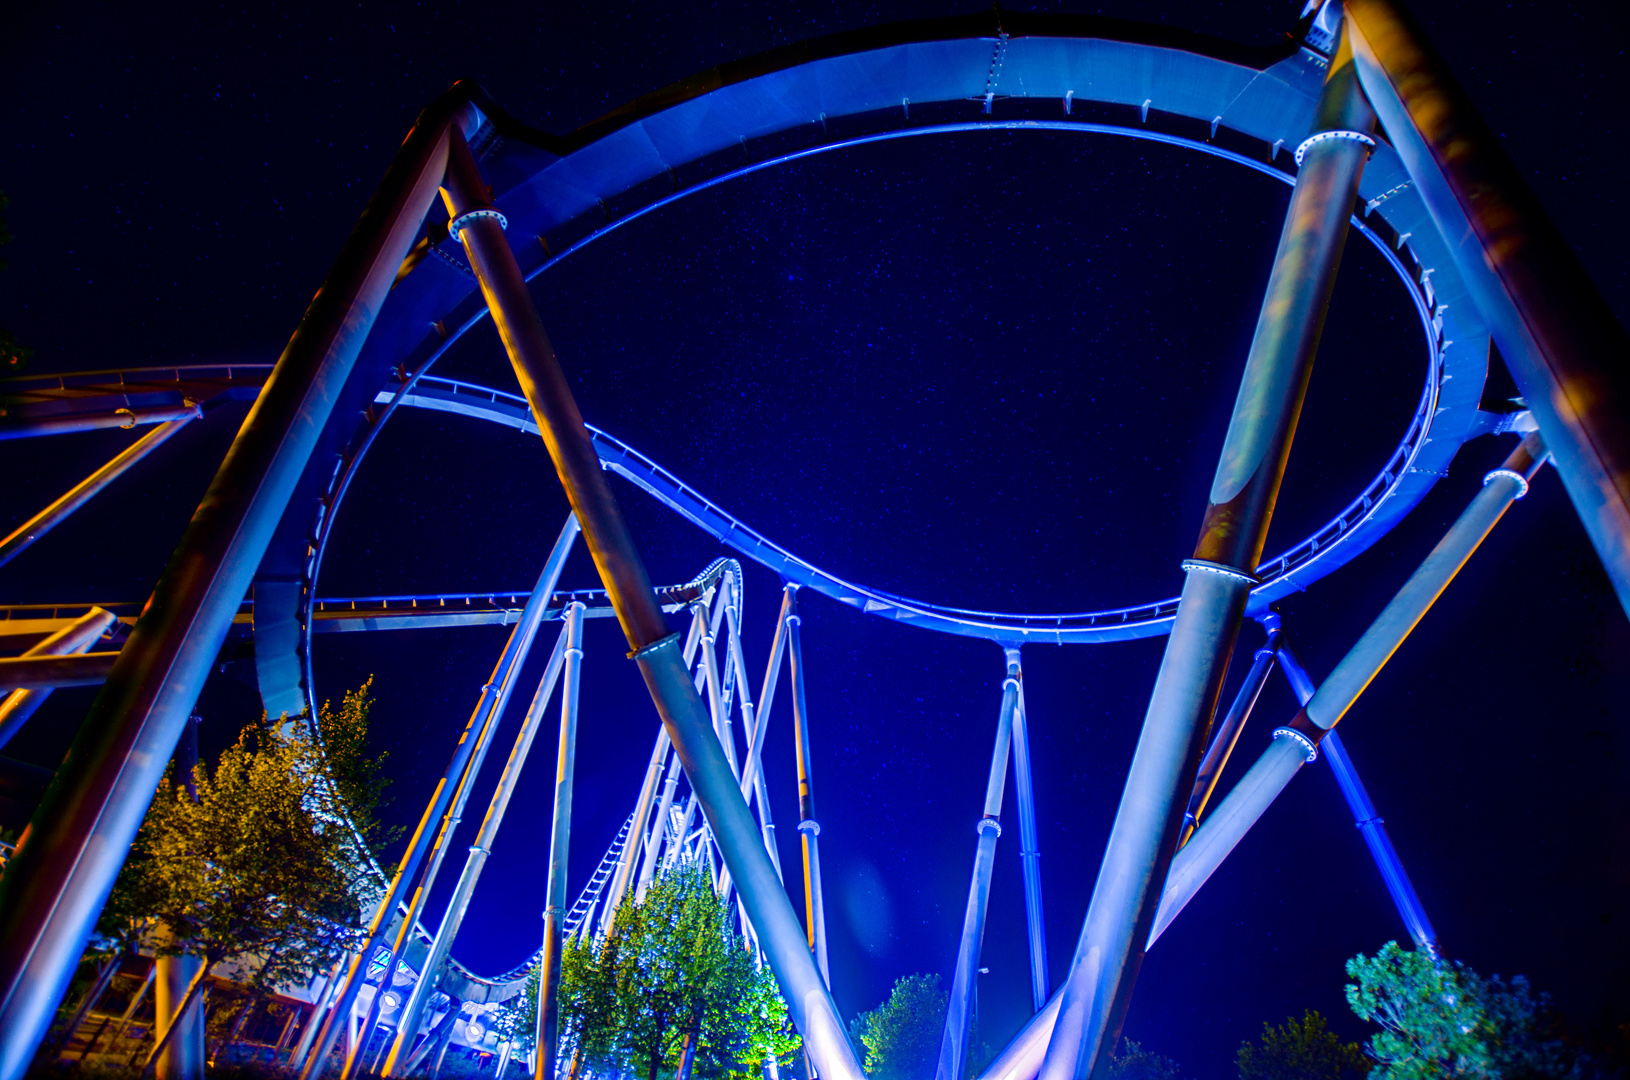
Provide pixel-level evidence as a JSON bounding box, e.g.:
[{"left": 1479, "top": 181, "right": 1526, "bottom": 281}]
[{"left": 1, "top": 1, "right": 1627, "bottom": 1079}]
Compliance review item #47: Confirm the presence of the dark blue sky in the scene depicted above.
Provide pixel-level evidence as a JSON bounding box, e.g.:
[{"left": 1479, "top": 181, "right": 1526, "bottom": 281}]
[{"left": 3, "top": 3, "right": 1628, "bottom": 1077}]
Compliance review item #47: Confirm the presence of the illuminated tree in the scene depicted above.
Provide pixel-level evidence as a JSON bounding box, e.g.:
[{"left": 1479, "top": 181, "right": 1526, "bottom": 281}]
[
  {"left": 850, "top": 974, "right": 945, "bottom": 1080},
  {"left": 1345, "top": 941, "right": 1594, "bottom": 1080},
  {"left": 1236, "top": 1010, "right": 1368, "bottom": 1080},
  {"left": 559, "top": 863, "right": 798, "bottom": 1080},
  {"left": 109, "top": 716, "right": 378, "bottom": 1073}
]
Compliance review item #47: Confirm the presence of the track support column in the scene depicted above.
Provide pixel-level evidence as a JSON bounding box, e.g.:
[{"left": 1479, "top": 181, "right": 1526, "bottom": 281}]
[
  {"left": 938, "top": 648, "right": 1020, "bottom": 1080},
  {"left": 0, "top": 92, "right": 466, "bottom": 1080},
  {"left": 1038, "top": 28, "right": 1376, "bottom": 1080},
  {"left": 441, "top": 131, "right": 864, "bottom": 1080},
  {"left": 1273, "top": 642, "right": 1440, "bottom": 957},
  {"left": 1148, "top": 433, "right": 1546, "bottom": 946},
  {"left": 786, "top": 586, "right": 831, "bottom": 985},
  {"left": 1010, "top": 680, "right": 1049, "bottom": 1013},
  {"left": 538, "top": 602, "right": 587, "bottom": 1080}
]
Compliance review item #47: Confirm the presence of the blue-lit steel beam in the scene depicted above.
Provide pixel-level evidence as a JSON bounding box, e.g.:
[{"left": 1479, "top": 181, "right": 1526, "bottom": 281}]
[
  {"left": 0, "top": 89, "right": 467, "bottom": 1080},
  {"left": 1039, "top": 28, "right": 1376, "bottom": 1080},
  {"left": 537, "top": 602, "right": 587, "bottom": 1080},
  {"left": 1346, "top": 0, "right": 1630, "bottom": 621},
  {"left": 0, "top": 607, "right": 117, "bottom": 752},
  {"left": 0, "top": 402, "right": 202, "bottom": 442},
  {"left": 937, "top": 648, "right": 1020, "bottom": 1080},
  {"left": 786, "top": 586, "right": 832, "bottom": 985},
  {"left": 1011, "top": 680, "right": 1049, "bottom": 1013},
  {"left": 384, "top": 622, "right": 572, "bottom": 1072},
  {"left": 1273, "top": 640, "right": 1440, "bottom": 958},
  {"left": 442, "top": 133, "right": 864, "bottom": 1080},
  {"left": 1178, "top": 629, "right": 1280, "bottom": 849},
  {"left": 1147, "top": 432, "right": 1546, "bottom": 949},
  {"left": 0, "top": 412, "right": 197, "bottom": 569},
  {"left": 311, "top": 515, "right": 578, "bottom": 1080}
]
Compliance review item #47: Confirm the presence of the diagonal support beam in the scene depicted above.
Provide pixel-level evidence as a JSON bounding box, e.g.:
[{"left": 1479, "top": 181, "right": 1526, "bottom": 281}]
[
  {"left": 441, "top": 131, "right": 864, "bottom": 1080},
  {"left": 1038, "top": 27, "right": 1377, "bottom": 1080},
  {"left": 1345, "top": 0, "right": 1630, "bottom": 621},
  {"left": 0, "top": 411, "right": 198, "bottom": 569},
  {"left": 0, "top": 87, "right": 467, "bottom": 1076},
  {"left": 1011, "top": 680, "right": 1049, "bottom": 1013},
  {"left": 937, "top": 647, "right": 1020, "bottom": 1080},
  {"left": 1273, "top": 641, "right": 1440, "bottom": 958}
]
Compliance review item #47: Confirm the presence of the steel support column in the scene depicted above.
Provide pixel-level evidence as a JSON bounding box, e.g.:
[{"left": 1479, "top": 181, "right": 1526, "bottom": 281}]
[
  {"left": 1345, "top": 0, "right": 1630, "bottom": 620},
  {"left": 1177, "top": 629, "right": 1279, "bottom": 849},
  {"left": 1147, "top": 432, "right": 1546, "bottom": 946},
  {"left": 442, "top": 131, "right": 863, "bottom": 1080},
  {"left": 309, "top": 515, "right": 578, "bottom": 1080},
  {"left": 1010, "top": 681, "right": 1048, "bottom": 1013},
  {"left": 0, "top": 412, "right": 198, "bottom": 569},
  {"left": 0, "top": 607, "right": 116, "bottom": 752},
  {"left": 384, "top": 622, "right": 573, "bottom": 1074},
  {"left": 0, "top": 89, "right": 464, "bottom": 1074},
  {"left": 937, "top": 648, "right": 1020, "bottom": 1080},
  {"left": 537, "top": 602, "right": 587, "bottom": 1080},
  {"left": 600, "top": 728, "right": 669, "bottom": 931},
  {"left": 1274, "top": 643, "right": 1440, "bottom": 957},
  {"left": 1038, "top": 31, "right": 1375, "bottom": 1080},
  {"left": 786, "top": 587, "right": 831, "bottom": 985}
]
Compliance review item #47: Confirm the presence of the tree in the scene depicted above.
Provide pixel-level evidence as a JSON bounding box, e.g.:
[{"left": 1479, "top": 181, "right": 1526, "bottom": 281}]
[
  {"left": 107, "top": 717, "right": 378, "bottom": 1074},
  {"left": 313, "top": 677, "right": 401, "bottom": 860},
  {"left": 1107, "top": 1040, "right": 1186, "bottom": 1080},
  {"left": 558, "top": 863, "right": 798, "bottom": 1080},
  {"left": 1346, "top": 941, "right": 1598, "bottom": 1080},
  {"left": 1237, "top": 1010, "right": 1369, "bottom": 1080},
  {"left": 850, "top": 974, "right": 946, "bottom": 1080}
]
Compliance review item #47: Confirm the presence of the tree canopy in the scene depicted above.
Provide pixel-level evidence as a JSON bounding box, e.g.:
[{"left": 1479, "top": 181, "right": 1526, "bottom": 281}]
[
  {"left": 850, "top": 974, "right": 946, "bottom": 1080},
  {"left": 99, "top": 691, "right": 390, "bottom": 1069},
  {"left": 1237, "top": 1010, "right": 1369, "bottom": 1080},
  {"left": 557, "top": 862, "right": 798, "bottom": 1080},
  {"left": 1346, "top": 941, "right": 1599, "bottom": 1080}
]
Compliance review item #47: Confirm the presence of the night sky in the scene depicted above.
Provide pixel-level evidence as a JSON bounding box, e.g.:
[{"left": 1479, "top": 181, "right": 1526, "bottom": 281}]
[{"left": 4, "top": 3, "right": 1629, "bottom": 1078}]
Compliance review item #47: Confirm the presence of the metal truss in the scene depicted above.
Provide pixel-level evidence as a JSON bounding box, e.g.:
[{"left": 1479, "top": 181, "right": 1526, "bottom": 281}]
[{"left": 1, "top": 4, "right": 1626, "bottom": 1080}]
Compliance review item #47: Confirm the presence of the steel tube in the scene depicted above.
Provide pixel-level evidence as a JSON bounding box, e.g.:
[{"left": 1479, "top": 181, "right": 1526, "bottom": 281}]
[
  {"left": 311, "top": 517, "right": 578, "bottom": 1080},
  {"left": 0, "top": 92, "right": 466, "bottom": 1080},
  {"left": 1038, "top": 33, "right": 1376, "bottom": 1080},
  {"left": 384, "top": 624, "right": 571, "bottom": 1073},
  {"left": 0, "top": 414, "right": 197, "bottom": 569},
  {"left": 1345, "top": 0, "right": 1630, "bottom": 621},
  {"left": 937, "top": 648, "right": 1019, "bottom": 1080},
  {"left": 0, "top": 607, "right": 117, "bottom": 751},
  {"left": 0, "top": 652, "right": 120, "bottom": 692},
  {"left": 1273, "top": 642, "right": 1440, "bottom": 956},
  {"left": 1010, "top": 681, "right": 1049, "bottom": 1013},
  {"left": 0, "top": 404, "right": 201, "bottom": 442},
  {"left": 1178, "top": 637, "right": 1278, "bottom": 848},
  {"left": 1146, "top": 433, "right": 1547, "bottom": 947},
  {"left": 599, "top": 728, "right": 669, "bottom": 932},
  {"left": 444, "top": 132, "right": 862, "bottom": 1080},
  {"left": 537, "top": 603, "right": 586, "bottom": 1080},
  {"left": 786, "top": 589, "right": 831, "bottom": 985}
]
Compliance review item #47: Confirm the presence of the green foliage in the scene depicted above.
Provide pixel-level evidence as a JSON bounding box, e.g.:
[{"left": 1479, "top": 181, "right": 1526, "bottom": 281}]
[
  {"left": 313, "top": 677, "right": 401, "bottom": 860},
  {"left": 104, "top": 716, "right": 376, "bottom": 991},
  {"left": 1237, "top": 1010, "right": 1368, "bottom": 1080},
  {"left": 1346, "top": 941, "right": 1599, "bottom": 1080},
  {"left": 1107, "top": 1039, "right": 1186, "bottom": 1080},
  {"left": 558, "top": 863, "right": 798, "bottom": 1080},
  {"left": 850, "top": 974, "right": 946, "bottom": 1080}
]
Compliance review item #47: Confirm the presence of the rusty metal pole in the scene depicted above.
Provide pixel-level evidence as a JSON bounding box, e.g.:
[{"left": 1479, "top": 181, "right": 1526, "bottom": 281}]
[
  {"left": 1037, "top": 27, "right": 1376, "bottom": 1080},
  {"left": 440, "top": 130, "right": 864, "bottom": 1080}
]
